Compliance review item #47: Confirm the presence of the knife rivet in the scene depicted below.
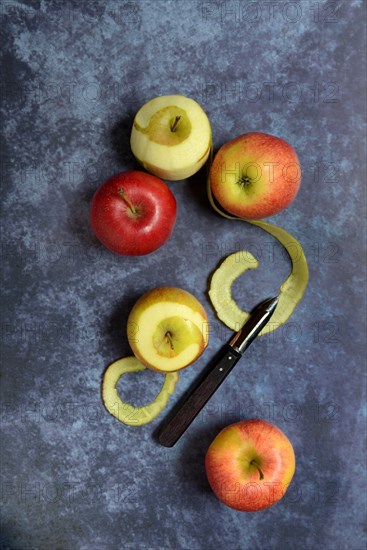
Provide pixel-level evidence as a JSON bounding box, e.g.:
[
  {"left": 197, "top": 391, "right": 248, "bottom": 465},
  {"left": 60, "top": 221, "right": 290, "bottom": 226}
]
[
  {"left": 219, "top": 367, "right": 223, "bottom": 371},
  {"left": 228, "top": 356, "right": 232, "bottom": 360}
]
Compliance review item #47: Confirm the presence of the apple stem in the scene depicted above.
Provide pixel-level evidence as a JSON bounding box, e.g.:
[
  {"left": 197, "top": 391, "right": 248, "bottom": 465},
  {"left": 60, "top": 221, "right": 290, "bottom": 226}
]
[
  {"left": 170, "top": 116, "right": 181, "bottom": 132},
  {"left": 118, "top": 188, "right": 137, "bottom": 214},
  {"left": 250, "top": 460, "right": 264, "bottom": 480},
  {"left": 165, "top": 331, "right": 174, "bottom": 350}
]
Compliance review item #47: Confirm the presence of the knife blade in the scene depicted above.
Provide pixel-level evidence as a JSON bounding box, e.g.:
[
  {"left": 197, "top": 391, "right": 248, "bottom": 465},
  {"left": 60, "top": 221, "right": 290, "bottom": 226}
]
[{"left": 157, "top": 296, "right": 278, "bottom": 447}]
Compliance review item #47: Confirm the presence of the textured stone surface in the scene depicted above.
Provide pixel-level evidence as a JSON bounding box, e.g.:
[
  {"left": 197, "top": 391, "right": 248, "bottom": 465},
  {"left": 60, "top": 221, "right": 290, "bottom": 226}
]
[{"left": 1, "top": 1, "right": 366, "bottom": 549}]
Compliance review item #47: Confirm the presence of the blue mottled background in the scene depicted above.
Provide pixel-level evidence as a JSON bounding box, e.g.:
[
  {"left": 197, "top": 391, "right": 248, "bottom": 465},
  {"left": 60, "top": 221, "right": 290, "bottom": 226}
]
[{"left": 1, "top": 1, "right": 366, "bottom": 549}]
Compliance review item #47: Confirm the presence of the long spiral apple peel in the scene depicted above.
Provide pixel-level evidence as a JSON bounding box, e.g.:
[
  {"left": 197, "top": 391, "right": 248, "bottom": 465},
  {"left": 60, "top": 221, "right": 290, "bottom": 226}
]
[
  {"left": 209, "top": 251, "right": 259, "bottom": 332},
  {"left": 207, "top": 146, "right": 309, "bottom": 334}
]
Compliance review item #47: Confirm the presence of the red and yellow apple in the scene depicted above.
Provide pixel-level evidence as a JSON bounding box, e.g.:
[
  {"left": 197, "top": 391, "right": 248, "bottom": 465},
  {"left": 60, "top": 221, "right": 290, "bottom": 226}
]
[
  {"left": 130, "top": 94, "right": 212, "bottom": 180},
  {"left": 90, "top": 170, "right": 176, "bottom": 256},
  {"left": 127, "top": 287, "right": 209, "bottom": 372},
  {"left": 205, "top": 419, "right": 296, "bottom": 511},
  {"left": 209, "top": 132, "right": 301, "bottom": 219}
]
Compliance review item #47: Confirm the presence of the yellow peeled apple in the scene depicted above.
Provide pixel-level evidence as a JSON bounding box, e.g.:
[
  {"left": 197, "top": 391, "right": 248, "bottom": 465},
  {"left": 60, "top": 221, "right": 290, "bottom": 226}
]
[
  {"left": 130, "top": 95, "right": 212, "bottom": 180},
  {"left": 127, "top": 287, "right": 209, "bottom": 372}
]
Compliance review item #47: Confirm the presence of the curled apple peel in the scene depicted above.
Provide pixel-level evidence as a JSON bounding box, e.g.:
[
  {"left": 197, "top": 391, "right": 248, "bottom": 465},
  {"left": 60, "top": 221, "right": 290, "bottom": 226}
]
[
  {"left": 207, "top": 147, "right": 309, "bottom": 332},
  {"left": 102, "top": 357, "right": 178, "bottom": 426},
  {"left": 209, "top": 251, "right": 259, "bottom": 331}
]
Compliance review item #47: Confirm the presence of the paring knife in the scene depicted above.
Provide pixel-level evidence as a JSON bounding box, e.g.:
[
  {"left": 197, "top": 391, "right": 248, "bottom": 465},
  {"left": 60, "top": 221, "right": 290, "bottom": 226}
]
[{"left": 158, "top": 296, "right": 278, "bottom": 447}]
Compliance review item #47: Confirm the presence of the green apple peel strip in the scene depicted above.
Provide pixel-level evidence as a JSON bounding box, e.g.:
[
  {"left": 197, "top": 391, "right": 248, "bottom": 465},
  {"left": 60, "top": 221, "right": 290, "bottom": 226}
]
[
  {"left": 102, "top": 357, "right": 179, "bottom": 426},
  {"left": 206, "top": 146, "right": 309, "bottom": 333}
]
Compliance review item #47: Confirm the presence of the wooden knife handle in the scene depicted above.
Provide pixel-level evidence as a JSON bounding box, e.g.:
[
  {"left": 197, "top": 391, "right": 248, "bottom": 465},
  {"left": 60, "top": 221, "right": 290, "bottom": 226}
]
[{"left": 158, "top": 347, "right": 241, "bottom": 447}]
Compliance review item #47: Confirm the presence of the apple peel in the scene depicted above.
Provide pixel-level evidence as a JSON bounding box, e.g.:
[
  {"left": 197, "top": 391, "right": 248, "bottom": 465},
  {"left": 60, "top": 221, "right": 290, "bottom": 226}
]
[
  {"left": 207, "top": 152, "right": 309, "bottom": 333},
  {"left": 209, "top": 252, "right": 259, "bottom": 331},
  {"left": 102, "top": 356, "right": 178, "bottom": 426}
]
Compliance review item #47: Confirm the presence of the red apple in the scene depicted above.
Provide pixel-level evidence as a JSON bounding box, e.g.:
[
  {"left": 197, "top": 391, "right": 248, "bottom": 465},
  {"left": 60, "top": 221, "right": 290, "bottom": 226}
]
[
  {"left": 205, "top": 419, "right": 296, "bottom": 512},
  {"left": 90, "top": 171, "right": 177, "bottom": 255},
  {"left": 209, "top": 132, "right": 301, "bottom": 219}
]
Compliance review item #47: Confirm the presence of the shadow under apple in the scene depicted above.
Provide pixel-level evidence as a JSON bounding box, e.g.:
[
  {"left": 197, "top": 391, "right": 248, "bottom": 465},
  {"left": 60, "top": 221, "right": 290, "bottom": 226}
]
[
  {"left": 66, "top": 184, "right": 100, "bottom": 249},
  {"left": 181, "top": 162, "right": 214, "bottom": 216},
  {"left": 110, "top": 112, "right": 139, "bottom": 167},
  {"left": 104, "top": 291, "right": 144, "bottom": 355}
]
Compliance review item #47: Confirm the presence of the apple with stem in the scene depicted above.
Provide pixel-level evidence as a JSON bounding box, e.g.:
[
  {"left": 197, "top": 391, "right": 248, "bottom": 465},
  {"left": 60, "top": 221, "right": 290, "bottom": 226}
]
[
  {"left": 90, "top": 170, "right": 176, "bottom": 256},
  {"left": 127, "top": 287, "right": 209, "bottom": 372},
  {"left": 209, "top": 132, "right": 301, "bottom": 219},
  {"left": 130, "top": 94, "right": 212, "bottom": 180},
  {"left": 205, "top": 419, "right": 296, "bottom": 511}
]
